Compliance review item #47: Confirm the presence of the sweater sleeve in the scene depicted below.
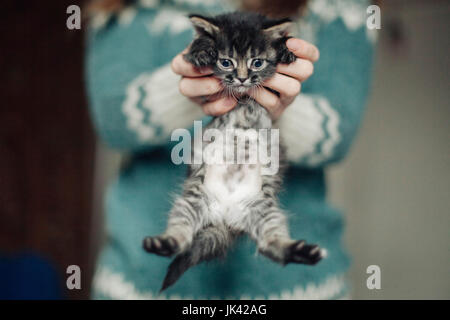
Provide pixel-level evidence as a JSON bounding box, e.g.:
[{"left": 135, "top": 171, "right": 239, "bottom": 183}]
[
  {"left": 277, "top": 0, "right": 376, "bottom": 167},
  {"left": 85, "top": 3, "right": 216, "bottom": 151}
]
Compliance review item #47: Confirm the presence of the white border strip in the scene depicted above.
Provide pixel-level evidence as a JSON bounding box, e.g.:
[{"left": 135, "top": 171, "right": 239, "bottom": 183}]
[{"left": 93, "top": 266, "right": 347, "bottom": 300}]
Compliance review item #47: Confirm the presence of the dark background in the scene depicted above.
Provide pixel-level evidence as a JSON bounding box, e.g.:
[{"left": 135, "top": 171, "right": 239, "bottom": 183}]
[{"left": 0, "top": 0, "right": 94, "bottom": 299}]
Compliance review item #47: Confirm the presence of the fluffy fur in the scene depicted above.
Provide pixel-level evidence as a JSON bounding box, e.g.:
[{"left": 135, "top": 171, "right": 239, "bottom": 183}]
[{"left": 143, "top": 12, "right": 324, "bottom": 292}]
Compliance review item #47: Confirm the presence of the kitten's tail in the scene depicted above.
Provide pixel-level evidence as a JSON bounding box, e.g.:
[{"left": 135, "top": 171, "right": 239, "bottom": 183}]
[{"left": 160, "top": 225, "right": 233, "bottom": 292}]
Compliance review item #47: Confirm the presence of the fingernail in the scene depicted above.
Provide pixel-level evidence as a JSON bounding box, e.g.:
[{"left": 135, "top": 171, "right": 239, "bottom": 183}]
[{"left": 286, "top": 38, "right": 301, "bottom": 50}]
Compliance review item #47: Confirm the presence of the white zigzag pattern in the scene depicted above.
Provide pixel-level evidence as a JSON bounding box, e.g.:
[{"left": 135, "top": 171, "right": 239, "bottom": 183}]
[
  {"left": 122, "top": 73, "right": 156, "bottom": 142},
  {"left": 309, "top": 0, "right": 367, "bottom": 31},
  {"left": 118, "top": 7, "right": 137, "bottom": 26},
  {"left": 308, "top": 0, "right": 378, "bottom": 43},
  {"left": 93, "top": 266, "right": 347, "bottom": 300},
  {"left": 279, "top": 94, "right": 341, "bottom": 165},
  {"left": 122, "top": 64, "right": 204, "bottom": 143},
  {"left": 147, "top": 9, "right": 192, "bottom": 35},
  {"left": 306, "top": 96, "right": 341, "bottom": 166},
  {"left": 90, "top": 0, "right": 376, "bottom": 45}
]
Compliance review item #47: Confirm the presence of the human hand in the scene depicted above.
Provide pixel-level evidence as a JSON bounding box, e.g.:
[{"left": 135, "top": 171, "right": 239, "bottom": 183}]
[
  {"left": 249, "top": 38, "right": 319, "bottom": 119},
  {"left": 171, "top": 49, "right": 236, "bottom": 116},
  {"left": 171, "top": 38, "right": 319, "bottom": 119}
]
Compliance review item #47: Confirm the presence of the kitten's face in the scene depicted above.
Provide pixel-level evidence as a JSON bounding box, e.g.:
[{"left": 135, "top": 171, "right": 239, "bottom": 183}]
[
  {"left": 185, "top": 12, "right": 296, "bottom": 95},
  {"left": 214, "top": 48, "right": 276, "bottom": 94}
]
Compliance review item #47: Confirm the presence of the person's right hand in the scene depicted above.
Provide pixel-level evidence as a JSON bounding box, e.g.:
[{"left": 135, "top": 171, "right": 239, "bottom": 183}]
[{"left": 171, "top": 50, "right": 237, "bottom": 116}]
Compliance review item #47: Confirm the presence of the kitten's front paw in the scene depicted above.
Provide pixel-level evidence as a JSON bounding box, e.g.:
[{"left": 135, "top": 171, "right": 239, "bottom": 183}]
[
  {"left": 143, "top": 236, "right": 179, "bottom": 257},
  {"left": 285, "top": 240, "right": 325, "bottom": 265},
  {"left": 184, "top": 49, "right": 216, "bottom": 67},
  {"left": 279, "top": 50, "right": 297, "bottom": 64}
]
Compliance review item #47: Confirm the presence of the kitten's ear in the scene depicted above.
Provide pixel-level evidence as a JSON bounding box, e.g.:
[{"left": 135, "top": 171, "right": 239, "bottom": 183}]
[
  {"left": 264, "top": 18, "right": 296, "bottom": 64},
  {"left": 263, "top": 18, "right": 292, "bottom": 39},
  {"left": 189, "top": 14, "right": 219, "bottom": 36}
]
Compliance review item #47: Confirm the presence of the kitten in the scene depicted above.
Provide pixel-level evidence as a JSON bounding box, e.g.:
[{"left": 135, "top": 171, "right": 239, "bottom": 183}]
[{"left": 143, "top": 12, "right": 325, "bottom": 292}]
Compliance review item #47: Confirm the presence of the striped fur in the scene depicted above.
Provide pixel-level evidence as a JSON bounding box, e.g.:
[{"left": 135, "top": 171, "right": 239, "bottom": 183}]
[{"left": 143, "top": 12, "right": 324, "bottom": 292}]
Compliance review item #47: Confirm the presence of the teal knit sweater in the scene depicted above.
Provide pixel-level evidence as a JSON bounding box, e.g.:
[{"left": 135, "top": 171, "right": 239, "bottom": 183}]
[{"left": 86, "top": 0, "right": 375, "bottom": 299}]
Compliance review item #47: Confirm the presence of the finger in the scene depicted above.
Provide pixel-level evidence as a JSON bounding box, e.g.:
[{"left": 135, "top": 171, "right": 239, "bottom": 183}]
[
  {"left": 286, "top": 38, "right": 320, "bottom": 62},
  {"left": 248, "top": 86, "right": 282, "bottom": 117},
  {"left": 276, "top": 58, "right": 314, "bottom": 82},
  {"left": 263, "top": 73, "right": 301, "bottom": 98},
  {"left": 202, "top": 97, "right": 237, "bottom": 116},
  {"left": 179, "top": 77, "right": 222, "bottom": 98},
  {"left": 171, "top": 52, "right": 213, "bottom": 77},
  {"left": 190, "top": 91, "right": 223, "bottom": 105}
]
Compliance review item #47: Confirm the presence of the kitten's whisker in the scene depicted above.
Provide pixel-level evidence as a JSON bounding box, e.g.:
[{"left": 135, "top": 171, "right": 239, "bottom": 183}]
[
  {"left": 229, "top": 87, "right": 238, "bottom": 101},
  {"left": 252, "top": 83, "right": 263, "bottom": 100}
]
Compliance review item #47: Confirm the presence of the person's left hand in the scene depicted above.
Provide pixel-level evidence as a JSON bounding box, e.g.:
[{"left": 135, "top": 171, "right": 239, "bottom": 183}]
[{"left": 248, "top": 38, "right": 320, "bottom": 120}]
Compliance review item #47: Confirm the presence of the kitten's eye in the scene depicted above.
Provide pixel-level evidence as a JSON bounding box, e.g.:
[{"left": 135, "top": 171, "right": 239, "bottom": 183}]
[
  {"left": 218, "top": 59, "right": 234, "bottom": 70},
  {"left": 253, "top": 59, "right": 262, "bottom": 68},
  {"left": 250, "top": 58, "right": 266, "bottom": 70},
  {"left": 221, "top": 60, "right": 231, "bottom": 67}
]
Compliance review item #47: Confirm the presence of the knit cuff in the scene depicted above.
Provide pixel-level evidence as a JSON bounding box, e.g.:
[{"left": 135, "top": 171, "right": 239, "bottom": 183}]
[
  {"left": 122, "top": 63, "right": 204, "bottom": 143},
  {"left": 276, "top": 94, "right": 341, "bottom": 166}
]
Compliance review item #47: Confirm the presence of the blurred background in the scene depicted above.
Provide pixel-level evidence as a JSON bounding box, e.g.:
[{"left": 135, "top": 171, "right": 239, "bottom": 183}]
[
  {"left": 0, "top": 0, "right": 448, "bottom": 299},
  {"left": 328, "top": 0, "right": 450, "bottom": 299}
]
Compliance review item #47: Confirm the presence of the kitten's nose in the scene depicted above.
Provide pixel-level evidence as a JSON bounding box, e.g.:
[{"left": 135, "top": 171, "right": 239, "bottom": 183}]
[{"left": 237, "top": 77, "right": 247, "bottom": 83}]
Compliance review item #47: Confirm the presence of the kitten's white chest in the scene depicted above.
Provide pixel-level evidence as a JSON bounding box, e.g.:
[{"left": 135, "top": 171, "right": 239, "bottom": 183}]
[{"left": 204, "top": 163, "right": 261, "bottom": 225}]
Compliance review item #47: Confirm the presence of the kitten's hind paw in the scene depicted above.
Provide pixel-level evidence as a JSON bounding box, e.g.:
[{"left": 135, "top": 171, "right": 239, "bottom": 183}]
[
  {"left": 143, "top": 236, "right": 179, "bottom": 257},
  {"left": 285, "top": 240, "right": 324, "bottom": 265}
]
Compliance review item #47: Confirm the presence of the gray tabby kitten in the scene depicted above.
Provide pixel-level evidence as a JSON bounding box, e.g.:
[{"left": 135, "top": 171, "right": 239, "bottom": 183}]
[{"left": 143, "top": 12, "right": 325, "bottom": 292}]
